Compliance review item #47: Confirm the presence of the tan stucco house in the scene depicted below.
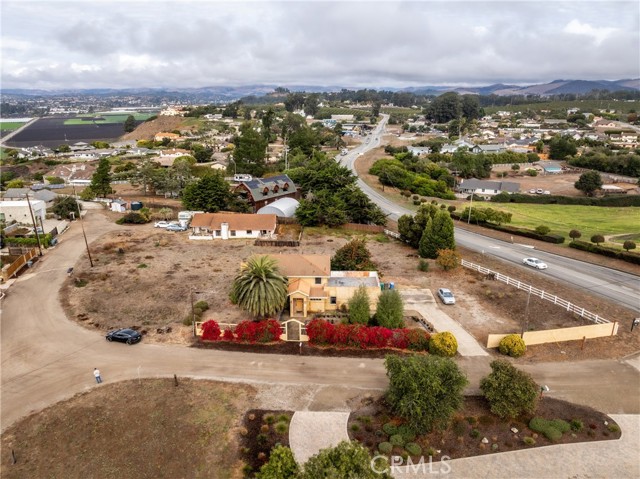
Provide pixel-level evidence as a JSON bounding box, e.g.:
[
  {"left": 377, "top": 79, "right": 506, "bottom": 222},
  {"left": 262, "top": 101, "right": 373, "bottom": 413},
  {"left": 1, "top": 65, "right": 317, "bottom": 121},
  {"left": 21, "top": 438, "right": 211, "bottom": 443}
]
[{"left": 263, "top": 254, "right": 381, "bottom": 318}]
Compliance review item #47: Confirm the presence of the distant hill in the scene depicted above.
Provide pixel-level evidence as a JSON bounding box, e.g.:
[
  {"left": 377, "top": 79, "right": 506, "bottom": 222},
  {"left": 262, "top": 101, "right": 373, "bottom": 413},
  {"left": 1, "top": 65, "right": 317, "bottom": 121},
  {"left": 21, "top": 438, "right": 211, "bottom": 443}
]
[{"left": 2, "top": 79, "right": 638, "bottom": 101}]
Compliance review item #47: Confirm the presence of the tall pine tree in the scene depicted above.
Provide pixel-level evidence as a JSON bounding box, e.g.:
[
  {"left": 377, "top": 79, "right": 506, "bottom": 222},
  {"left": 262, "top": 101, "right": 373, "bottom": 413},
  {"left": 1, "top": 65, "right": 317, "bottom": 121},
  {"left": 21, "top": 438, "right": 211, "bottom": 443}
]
[
  {"left": 90, "top": 157, "right": 113, "bottom": 198},
  {"left": 418, "top": 209, "right": 455, "bottom": 259}
]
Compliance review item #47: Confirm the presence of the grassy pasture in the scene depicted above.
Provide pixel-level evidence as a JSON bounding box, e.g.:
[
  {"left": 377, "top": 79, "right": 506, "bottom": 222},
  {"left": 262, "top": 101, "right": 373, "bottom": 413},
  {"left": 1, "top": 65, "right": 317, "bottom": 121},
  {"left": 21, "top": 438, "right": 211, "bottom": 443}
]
[
  {"left": 0, "top": 121, "right": 27, "bottom": 131},
  {"left": 486, "top": 203, "right": 640, "bottom": 246}
]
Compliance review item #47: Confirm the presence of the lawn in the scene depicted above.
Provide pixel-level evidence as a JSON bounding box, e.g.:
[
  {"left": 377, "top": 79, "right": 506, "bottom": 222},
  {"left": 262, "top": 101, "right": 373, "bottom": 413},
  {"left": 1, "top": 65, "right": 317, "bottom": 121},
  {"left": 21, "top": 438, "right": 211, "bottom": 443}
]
[
  {"left": 0, "top": 121, "right": 27, "bottom": 131},
  {"left": 1, "top": 378, "right": 255, "bottom": 479},
  {"left": 483, "top": 99, "right": 640, "bottom": 116},
  {"left": 485, "top": 203, "right": 640, "bottom": 245}
]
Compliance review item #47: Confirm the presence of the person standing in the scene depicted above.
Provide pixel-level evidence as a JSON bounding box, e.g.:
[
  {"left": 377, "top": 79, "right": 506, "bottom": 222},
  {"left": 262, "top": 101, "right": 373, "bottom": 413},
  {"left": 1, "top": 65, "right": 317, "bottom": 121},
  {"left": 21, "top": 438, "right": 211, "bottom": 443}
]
[{"left": 94, "top": 368, "right": 102, "bottom": 384}]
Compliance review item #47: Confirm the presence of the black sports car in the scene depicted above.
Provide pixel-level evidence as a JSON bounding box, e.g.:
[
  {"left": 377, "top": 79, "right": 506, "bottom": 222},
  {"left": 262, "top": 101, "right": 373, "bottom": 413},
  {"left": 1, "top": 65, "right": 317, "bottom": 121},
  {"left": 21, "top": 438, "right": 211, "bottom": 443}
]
[{"left": 106, "top": 328, "right": 142, "bottom": 345}]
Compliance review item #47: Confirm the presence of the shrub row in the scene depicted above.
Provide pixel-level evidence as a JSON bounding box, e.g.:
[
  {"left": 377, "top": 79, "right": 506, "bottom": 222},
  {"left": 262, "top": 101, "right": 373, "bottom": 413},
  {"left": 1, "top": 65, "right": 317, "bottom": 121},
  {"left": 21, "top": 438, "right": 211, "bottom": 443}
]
[
  {"left": 306, "top": 319, "right": 431, "bottom": 351},
  {"left": 480, "top": 222, "right": 565, "bottom": 244},
  {"left": 569, "top": 240, "right": 640, "bottom": 265},
  {"left": 4, "top": 234, "right": 53, "bottom": 247},
  {"left": 200, "top": 319, "right": 281, "bottom": 343},
  {"left": 491, "top": 192, "right": 640, "bottom": 207}
]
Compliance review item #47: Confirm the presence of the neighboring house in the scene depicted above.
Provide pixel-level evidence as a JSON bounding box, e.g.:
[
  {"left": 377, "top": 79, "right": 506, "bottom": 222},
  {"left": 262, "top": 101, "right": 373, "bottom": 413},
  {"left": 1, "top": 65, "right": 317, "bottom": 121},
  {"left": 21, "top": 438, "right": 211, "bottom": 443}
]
[
  {"left": 331, "top": 114, "right": 354, "bottom": 122},
  {"left": 0, "top": 200, "right": 46, "bottom": 224},
  {"left": 471, "top": 144, "right": 507, "bottom": 154},
  {"left": 1, "top": 188, "right": 60, "bottom": 206},
  {"left": 262, "top": 254, "right": 381, "bottom": 318},
  {"left": 234, "top": 174, "right": 299, "bottom": 213},
  {"left": 456, "top": 179, "right": 520, "bottom": 196},
  {"left": 154, "top": 132, "right": 181, "bottom": 142},
  {"left": 159, "top": 107, "right": 185, "bottom": 116},
  {"left": 407, "top": 146, "right": 431, "bottom": 156},
  {"left": 69, "top": 142, "right": 94, "bottom": 152},
  {"left": 48, "top": 163, "right": 96, "bottom": 184},
  {"left": 189, "top": 212, "right": 277, "bottom": 240}
]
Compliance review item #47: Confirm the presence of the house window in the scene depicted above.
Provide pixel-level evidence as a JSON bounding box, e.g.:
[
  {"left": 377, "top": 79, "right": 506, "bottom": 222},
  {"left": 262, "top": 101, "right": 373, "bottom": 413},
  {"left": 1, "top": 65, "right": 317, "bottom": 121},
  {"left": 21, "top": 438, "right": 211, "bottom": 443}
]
[
  {"left": 230, "top": 230, "right": 236, "bottom": 237},
  {"left": 261, "top": 230, "right": 267, "bottom": 235},
  {"left": 330, "top": 296, "right": 337, "bottom": 305},
  {"left": 214, "top": 230, "right": 221, "bottom": 236},
  {"left": 315, "top": 277, "right": 322, "bottom": 285},
  {"left": 246, "top": 230, "right": 252, "bottom": 234}
]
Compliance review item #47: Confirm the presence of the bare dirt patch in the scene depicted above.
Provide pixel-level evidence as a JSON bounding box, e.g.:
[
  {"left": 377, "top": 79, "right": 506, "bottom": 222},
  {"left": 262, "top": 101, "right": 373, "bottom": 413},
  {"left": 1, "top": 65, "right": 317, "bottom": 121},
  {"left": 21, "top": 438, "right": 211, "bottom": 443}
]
[{"left": 0, "top": 378, "right": 255, "bottom": 479}]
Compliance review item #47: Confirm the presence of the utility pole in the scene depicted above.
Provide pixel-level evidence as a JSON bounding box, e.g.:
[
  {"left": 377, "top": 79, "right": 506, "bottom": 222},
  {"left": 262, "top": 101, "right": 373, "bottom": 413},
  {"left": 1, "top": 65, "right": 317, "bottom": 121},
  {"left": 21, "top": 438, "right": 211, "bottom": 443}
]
[
  {"left": 72, "top": 183, "right": 94, "bottom": 267},
  {"left": 25, "top": 191, "right": 43, "bottom": 256},
  {"left": 467, "top": 192, "right": 473, "bottom": 224}
]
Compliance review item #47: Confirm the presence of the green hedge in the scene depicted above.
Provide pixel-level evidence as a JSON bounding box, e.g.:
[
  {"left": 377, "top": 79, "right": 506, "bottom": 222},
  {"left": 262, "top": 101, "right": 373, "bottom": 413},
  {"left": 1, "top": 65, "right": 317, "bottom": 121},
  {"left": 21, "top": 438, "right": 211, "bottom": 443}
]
[
  {"left": 491, "top": 192, "right": 640, "bottom": 207},
  {"left": 569, "top": 240, "right": 640, "bottom": 265},
  {"left": 451, "top": 214, "right": 566, "bottom": 244},
  {"left": 4, "top": 234, "right": 52, "bottom": 247}
]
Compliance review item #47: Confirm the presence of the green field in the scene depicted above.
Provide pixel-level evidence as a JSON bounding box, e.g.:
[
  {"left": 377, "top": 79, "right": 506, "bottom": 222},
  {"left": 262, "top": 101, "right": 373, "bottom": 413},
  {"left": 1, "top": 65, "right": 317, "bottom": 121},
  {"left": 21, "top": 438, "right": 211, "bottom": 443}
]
[
  {"left": 63, "top": 113, "right": 155, "bottom": 125},
  {"left": 487, "top": 203, "right": 640, "bottom": 245},
  {"left": 0, "top": 121, "right": 27, "bottom": 131}
]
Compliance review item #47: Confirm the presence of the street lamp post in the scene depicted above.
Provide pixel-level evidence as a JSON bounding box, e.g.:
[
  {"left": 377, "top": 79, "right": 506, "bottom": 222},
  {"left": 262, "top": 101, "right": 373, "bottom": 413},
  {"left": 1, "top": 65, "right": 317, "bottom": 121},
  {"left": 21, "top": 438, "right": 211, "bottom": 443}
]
[
  {"left": 25, "top": 191, "right": 43, "bottom": 256},
  {"left": 72, "top": 183, "right": 94, "bottom": 267},
  {"left": 229, "top": 157, "right": 236, "bottom": 176}
]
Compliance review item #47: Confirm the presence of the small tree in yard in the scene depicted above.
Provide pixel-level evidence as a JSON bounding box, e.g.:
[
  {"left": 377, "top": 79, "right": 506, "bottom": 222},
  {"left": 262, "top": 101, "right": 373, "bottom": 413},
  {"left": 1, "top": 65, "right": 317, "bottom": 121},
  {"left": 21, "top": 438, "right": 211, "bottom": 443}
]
[
  {"left": 535, "top": 225, "right": 550, "bottom": 235},
  {"left": 418, "top": 210, "right": 455, "bottom": 259},
  {"left": 257, "top": 444, "right": 299, "bottom": 479},
  {"left": 375, "top": 289, "right": 404, "bottom": 329},
  {"left": 90, "top": 157, "right": 113, "bottom": 197},
  {"left": 623, "top": 240, "right": 637, "bottom": 252},
  {"left": 51, "top": 196, "right": 81, "bottom": 219},
  {"left": 569, "top": 229, "right": 582, "bottom": 242},
  {"left": 435, "top": 248, "right": 460, "bottom": 271},
  {"left": 574, "top": 171, "right": 603, "bottom": 196},
  {"left": 591, "top": 234, "right": 605, "bottom": 246},
  {"left": 385, "top": 354, "right": 468, "bottom": 432},
  {"left": 348, "top": 285, "right": 371, "bottom": 325},
  {"left": 331, "top": 238, "right": 377, "bottom": 271},
  {"left": 230, "top": 256, "right": 288, "bottom": 319},
  {"left": 299, "top": 440, "right": 391, "bottom": 479},
  {"left": 480, "top": 359, "right": 539, "bottom": 419}
]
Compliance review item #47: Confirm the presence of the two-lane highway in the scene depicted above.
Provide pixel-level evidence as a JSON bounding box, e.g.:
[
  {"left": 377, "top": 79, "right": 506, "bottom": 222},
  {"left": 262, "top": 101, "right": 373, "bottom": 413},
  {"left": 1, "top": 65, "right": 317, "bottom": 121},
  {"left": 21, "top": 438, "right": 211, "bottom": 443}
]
[{"left": 342, "top": 115, "right": 640, "bottom": 314}]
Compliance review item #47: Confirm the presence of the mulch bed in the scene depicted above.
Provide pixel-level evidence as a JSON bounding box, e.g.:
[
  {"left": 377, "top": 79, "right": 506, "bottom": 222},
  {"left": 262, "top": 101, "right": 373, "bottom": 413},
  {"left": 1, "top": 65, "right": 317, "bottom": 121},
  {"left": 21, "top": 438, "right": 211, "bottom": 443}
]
[
  {"left": 348, "top": 395, "right": 621, "bottom": 462},
  {"left": 239, "top": 409, "right": 293, "bottom": 476},
  {"left": 193, "top": 340, "right": 421, "bottom": 358}
]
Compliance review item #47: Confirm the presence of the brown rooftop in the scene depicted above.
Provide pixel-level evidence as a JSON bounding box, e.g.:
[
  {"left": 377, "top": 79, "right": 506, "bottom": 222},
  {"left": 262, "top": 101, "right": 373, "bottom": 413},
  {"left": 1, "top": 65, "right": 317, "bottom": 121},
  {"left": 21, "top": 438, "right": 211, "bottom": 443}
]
[{"left": 190, "top": 212, "right": 276, "bottom": 230}]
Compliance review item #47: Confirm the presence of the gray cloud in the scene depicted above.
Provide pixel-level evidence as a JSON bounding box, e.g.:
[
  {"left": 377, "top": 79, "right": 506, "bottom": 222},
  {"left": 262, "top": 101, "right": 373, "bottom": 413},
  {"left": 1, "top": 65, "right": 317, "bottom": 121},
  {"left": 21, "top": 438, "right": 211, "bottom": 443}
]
[{"left": 1, "top": 1, "right": 638, "bottom": 89}]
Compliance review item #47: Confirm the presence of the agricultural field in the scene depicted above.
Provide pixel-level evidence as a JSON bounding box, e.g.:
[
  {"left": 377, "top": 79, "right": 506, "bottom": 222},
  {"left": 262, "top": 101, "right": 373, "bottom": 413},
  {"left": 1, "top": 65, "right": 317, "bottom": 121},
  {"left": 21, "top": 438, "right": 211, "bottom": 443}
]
[
  {"left": 0, "top": 120, "right": 29, "bottom": 138},
  {"left": 484, "top": 203, "right": 640, "bottom": 246},
  {"left": 63, "top": 112, "right": 155, "bottom": 125},
  {"left": 4, "top": 117, "right": 134, "bottom": 148},
  {"left": 316, "top": 107, "right": 370, "bottom": 117}
]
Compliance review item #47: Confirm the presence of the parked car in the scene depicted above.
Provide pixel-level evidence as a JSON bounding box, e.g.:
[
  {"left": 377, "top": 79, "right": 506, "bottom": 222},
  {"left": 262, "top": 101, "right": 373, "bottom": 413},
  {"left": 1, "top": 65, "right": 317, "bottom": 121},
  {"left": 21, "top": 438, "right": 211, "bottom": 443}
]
[
  {"left": 529, "top": 189, "right": 536, "bottom": 194},
  {"left": 437, "top": 288, "right": 456, "bottom": 305},
  {"left": 154, "top": 221, "right": 171, "bottom": 228},
  {"left": 166, "top": 223, "right": 187, "bottom": 232},
  {"left": 106, "top": 328, "right": 142, "bottom": 345},
  {"left": 523, "top": 257, "right": 548, "bottom": 270}
]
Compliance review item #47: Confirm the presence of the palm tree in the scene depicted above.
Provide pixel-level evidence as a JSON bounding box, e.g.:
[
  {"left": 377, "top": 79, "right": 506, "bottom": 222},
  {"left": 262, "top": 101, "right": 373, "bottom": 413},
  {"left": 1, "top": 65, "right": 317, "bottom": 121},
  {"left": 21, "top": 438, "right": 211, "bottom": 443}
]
[{"left": 231, "top": 256, "right": 288, "bottom": 319}]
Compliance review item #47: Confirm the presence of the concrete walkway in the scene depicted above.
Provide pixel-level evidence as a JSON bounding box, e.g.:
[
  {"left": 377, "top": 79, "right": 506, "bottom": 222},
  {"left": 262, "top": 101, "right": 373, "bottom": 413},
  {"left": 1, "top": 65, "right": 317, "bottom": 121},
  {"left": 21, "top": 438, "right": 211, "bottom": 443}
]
[
  {"left": 392, "top": 414, "right": 640, "bottom": 478},
  {"left": 289, "top": 411, "right": 350, "bottom": 464},
  {"left": 401, "top": 289, "right": 489, "bottom": 357}
]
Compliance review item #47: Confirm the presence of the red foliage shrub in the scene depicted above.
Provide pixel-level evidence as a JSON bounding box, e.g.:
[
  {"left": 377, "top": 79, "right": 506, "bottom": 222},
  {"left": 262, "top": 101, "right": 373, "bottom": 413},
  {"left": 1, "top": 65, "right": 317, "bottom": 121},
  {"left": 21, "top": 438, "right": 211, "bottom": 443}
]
[
  {"left": 222, "top": 328, "right": 235, "bottom": 341},
  {"left": 305, "top": 319, "right": 430, "bottom": 351},
  {"left": 307, "top": 318, "right": 336, "bottom": 345},
  {"left": 234, "top": 319, "right": 282, "bottom": 343},
  {"left": 201, "top": 320, "right": 221, "bottom": 341}
]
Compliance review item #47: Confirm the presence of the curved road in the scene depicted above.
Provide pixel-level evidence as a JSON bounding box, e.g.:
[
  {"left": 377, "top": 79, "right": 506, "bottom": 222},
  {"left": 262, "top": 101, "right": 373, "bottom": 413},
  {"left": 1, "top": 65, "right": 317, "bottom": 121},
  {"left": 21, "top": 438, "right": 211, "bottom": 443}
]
[
  {"left": 1, "top": 211, "right": 639, "bottom": 435},
  {"left": 342, "top": 115, "right": 640, "bottom": 314}
]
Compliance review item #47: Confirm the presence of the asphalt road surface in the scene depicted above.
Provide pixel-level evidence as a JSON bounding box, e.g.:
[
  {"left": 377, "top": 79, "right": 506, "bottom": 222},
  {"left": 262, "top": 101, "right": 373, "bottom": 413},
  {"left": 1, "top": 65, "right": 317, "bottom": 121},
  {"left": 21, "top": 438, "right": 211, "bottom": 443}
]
[
  {"left": 1, "top": 212, "right": 639, "bottom": 435},
  {"left": 342, "top": 115, "right": 640, "bottom": 314}
]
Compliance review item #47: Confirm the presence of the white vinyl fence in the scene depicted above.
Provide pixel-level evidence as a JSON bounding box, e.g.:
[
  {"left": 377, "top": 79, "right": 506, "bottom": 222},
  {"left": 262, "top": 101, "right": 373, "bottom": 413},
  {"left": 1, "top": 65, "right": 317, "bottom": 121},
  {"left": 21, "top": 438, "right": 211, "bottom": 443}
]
[{"left": 461, "top": 259, "right": 609, "bottom": 325}]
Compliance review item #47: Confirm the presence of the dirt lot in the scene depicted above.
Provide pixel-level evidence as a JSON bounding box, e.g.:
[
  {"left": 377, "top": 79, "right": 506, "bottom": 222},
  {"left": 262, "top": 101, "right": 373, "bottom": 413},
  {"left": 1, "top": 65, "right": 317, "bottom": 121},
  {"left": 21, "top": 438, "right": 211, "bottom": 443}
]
[
  {"left": 0, "top": 379, "right": 255, "bottom": 479},
  {"left": 62, "top": 211, "right": 640, "bottom": 361}
]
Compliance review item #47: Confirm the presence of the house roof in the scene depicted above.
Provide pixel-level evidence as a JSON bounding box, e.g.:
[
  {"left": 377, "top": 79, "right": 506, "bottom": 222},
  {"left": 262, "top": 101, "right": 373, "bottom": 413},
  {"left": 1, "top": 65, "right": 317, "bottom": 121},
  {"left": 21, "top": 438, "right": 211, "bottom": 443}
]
[
  {"left": 266, "top": 254, "right": 331, "bottom": 278},
  {"left": 3, "top": 188, "right": 59, "bottom": 202},
  {"left": 288, "top": 278, "right": 310, "bottom": 296},
  {"left": 190, "top": 212, "right": 276, "bottom": 231},
  {"left": 458, "top": 179, "right": 520, "bottom": 193},
  {"left": 236, "top": 174, "right": 297, "bottom": 203}
]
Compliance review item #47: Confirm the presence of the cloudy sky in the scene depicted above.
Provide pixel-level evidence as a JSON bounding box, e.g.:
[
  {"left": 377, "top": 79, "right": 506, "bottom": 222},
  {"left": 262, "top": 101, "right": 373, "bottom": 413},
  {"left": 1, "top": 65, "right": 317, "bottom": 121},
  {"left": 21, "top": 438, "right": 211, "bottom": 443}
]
[{"left": 1, "top": 0, "right": 638, "bottom": 90}]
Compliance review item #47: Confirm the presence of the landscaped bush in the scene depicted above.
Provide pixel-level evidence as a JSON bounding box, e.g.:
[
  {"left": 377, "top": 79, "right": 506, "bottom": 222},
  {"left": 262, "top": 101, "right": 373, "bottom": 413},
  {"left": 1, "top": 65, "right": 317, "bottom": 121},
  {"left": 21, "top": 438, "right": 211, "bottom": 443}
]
[
  {"left": 480, "top": 359, "right": 539, "bottom": 419},
  {"left": 570, "top": 419, "right": 584, "bottom": 432},
  {"left": 550, "top": 419, "right": 571, "bottom": 433},
  {"left": 116, "top": 212, "right": 149, "bottom": 224},
  {"left": 498, "top": 334, "right": 527, "bottom": 358},
  {"left": 428, "top": 332, "right": 458, "bottom": 357},
  {"left": 201, "top": 320, "right": 221, "bottom": 341},
  {"left": 389, "top": 434, "right": 405, "bottom": 446},
  {"left": 406, "top": 328, "right": 431, "bottom": 351},
  {"left": 529, "top": 417, "right": 566, "bottom": 442},
  {"left": 194, "top": 300, "right": 209, "bottom": 312},
  {"left": 396, "top": 425, "right": 416, "bottom": 442},
  {"left": 523, "top": 436, "right": 536, "bottom": 446},
  {"left": 378, "top": 442, "right": 393, "bottom": 454},
  {"left": 234, "top": 319, "right": 281, "bottom": 343},
  {"left": 404, "top": 442, "right": 422, "bottom": 456},
  {"left": 382, "top": 423, "right": 398, "bottom": 436},
  {"left": 569, "top": 240, "right": 640, "bottom": 265},
  {"left": 222, "top": 328, "right": 235, "bottom": 341}
]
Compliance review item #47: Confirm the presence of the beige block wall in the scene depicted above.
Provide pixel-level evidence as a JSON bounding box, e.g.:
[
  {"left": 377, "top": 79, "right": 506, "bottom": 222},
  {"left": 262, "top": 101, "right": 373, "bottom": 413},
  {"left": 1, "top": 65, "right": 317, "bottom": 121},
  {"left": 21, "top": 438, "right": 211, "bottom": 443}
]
[
  {"left": 487, "top": 322, "right": 618, "bottom": 348},
  {"left": 329, "top": 285, "right": 381, "bottom": 312}
]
